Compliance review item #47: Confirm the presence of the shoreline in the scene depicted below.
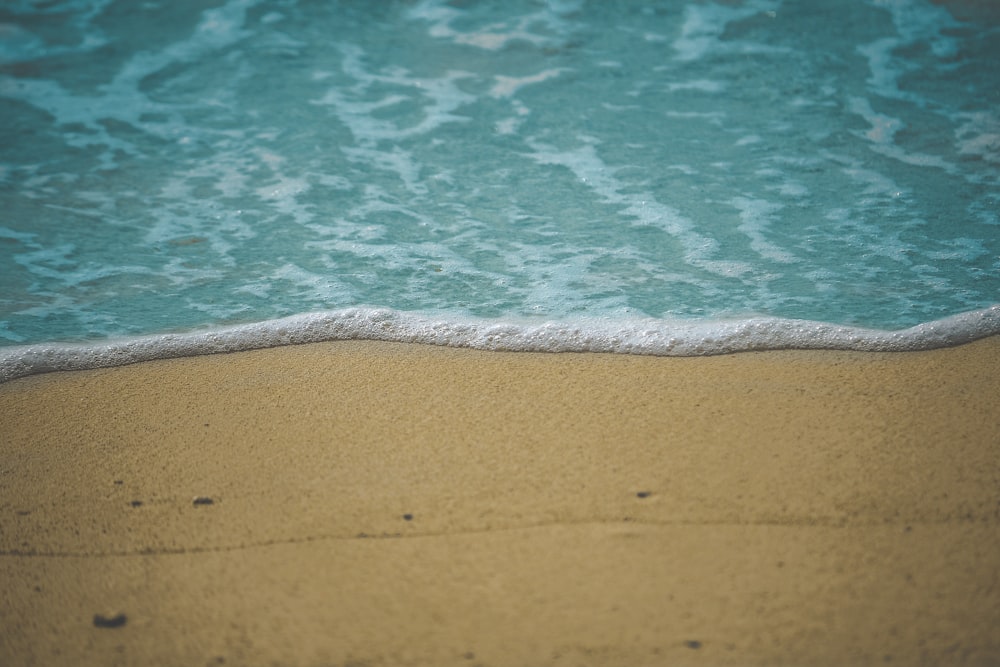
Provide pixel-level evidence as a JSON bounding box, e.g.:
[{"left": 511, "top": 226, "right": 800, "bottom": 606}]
[
  {"left": 2, "top": 338, "right": 999, "bottom": 665},
  {"left": 3, "top": 304, "right": 1000, "bottom": 385}
]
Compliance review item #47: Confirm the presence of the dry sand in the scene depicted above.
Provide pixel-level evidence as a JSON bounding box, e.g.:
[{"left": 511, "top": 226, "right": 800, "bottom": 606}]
[{"left": 1, "top": 338, "right": 998, "bottom": 666}]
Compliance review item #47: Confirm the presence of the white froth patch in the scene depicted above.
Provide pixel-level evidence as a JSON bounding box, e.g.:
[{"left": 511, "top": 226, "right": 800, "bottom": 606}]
[
  {"left": 256, "top": 175, "right": 310, "bottom": 216},
  {"left": 848, "top": 96, "right": 902, "bottom": 145},
  {"left": 858, "top": 1, "right": 959, "bottom": 105},
  {"left": 460, "top": 33, "right": 523, "bottom": 50},
  {"left": 114, "top": 0, "right": 256, "bottom": 89},
  {"left": 489, "top": 68, "right": 568, "bottom": 99},
  {"left": 752, "top": 167, "right": 810, "bottom": 199},
  {"left": 342, "top": 146, "right": 427, "bottom": 195},
  {"left": 777, "top": 182, "right": 809, "bottom": 198},
  {"left": 664, "top": 110, "right": 726, "bottom": 123},
  {"left": 666, "top": 80, "right": 725, "bottom": 93},
  {"left": 233, "top": 282, "right": 272, "bottom": 298},
  {"left": 248, "top": 149, "right": 314, "bottom": 224},
  {"left": 730, "top": 196, "right": 798, "bottom": 264},
  {"left": 601, "top": 102, "right": 639, "bottom": 113},
  {"left": 856, "top": 38, "right": 903, "bottom": 100},
  {"left": 851, "top": 168, "right": 901, "bottom": 197},
  {"left": 313, "top": 46, "right": 475, "bottom": 144},
  {"left": 524, "top": 139, "right": 746, "bottom": 277},
  {"left": 494, "top": 118, "right": 520, "bottom": 136},
  {"left": 211, "top": 163, "right": 251, "bottom": 199},
  {"left": 847, "top": 97, "right": 956, "bottom": 173}
]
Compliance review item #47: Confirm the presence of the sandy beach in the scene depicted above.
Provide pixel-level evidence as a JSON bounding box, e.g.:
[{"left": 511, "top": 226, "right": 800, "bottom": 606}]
[{"left": 1, "top": 338, "right": 998, "bottom": 666}]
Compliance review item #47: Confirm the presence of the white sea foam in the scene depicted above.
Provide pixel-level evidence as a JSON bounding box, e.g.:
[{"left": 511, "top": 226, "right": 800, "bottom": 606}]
[
  {"left": 489, "top": 69, "right": 569, "bottom": 99},
  {"left": 2, "top": 305, "right": 998, "bottom": 384},
  {"left": 523, "top": 139, "right": 754, "bottom": 277},
  {"left": 311, "top": 43, "right": 476, "bottom": 147}
]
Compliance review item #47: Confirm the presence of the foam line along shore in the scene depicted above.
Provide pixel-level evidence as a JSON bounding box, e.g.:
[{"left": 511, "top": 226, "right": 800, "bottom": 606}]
[{"left": 1, "top": 304, "right": 999, "bottom": 383}]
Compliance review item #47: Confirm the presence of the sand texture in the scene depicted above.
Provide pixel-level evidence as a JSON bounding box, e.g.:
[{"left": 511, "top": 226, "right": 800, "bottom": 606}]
[{"left": 2, "top": 338, "right": 999, "bottom": 666}]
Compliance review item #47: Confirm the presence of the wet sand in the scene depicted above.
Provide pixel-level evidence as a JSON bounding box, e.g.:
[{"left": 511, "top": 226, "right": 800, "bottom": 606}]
[{"left": 1, "top": 338, "right": 999, "bottom": 666}]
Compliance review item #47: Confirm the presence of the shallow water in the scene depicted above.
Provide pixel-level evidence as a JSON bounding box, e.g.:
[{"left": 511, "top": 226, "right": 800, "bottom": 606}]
[{"left": 1, "top": 0, "right": 998, "bottom": 378}]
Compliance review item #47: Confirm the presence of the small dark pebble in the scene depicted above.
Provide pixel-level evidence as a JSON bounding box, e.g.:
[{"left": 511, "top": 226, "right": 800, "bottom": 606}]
[
  {"left": 402, "top": 513, "right": 413, "bottom": 521},
  {"left": 113, "top": 480, "right": 123, "bottom": 485},
  {"left": 130, "top": 500, "right": 143, "bottom": 508},
  {"left": 93, "top": 613, "right": 127, "bottom": 629},
  {"left": 192, "top": 496, "right": 214, "bottom": 506},
  {"left": 16, "top": 510, "right": 31, "bottom": 516},
  {"left": 636, "top": 491, "right": 651, "bottom": 499},
  {"left": 685, "top": 640, "right": 702, "bottom": 650}
]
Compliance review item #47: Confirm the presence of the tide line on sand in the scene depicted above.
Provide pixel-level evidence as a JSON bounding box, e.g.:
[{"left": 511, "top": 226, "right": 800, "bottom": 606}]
[{"left": 2, "top": 303, "right": 999, "bottom": 383}]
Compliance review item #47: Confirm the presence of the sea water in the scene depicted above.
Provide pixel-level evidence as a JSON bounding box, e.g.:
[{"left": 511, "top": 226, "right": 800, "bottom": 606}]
[{"left": 1, "top": 0, "right": 998, "bottom": 381}]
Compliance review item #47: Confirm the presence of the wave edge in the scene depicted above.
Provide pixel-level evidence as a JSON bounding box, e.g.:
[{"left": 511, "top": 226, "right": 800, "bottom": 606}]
[{"left": 3, "top": 305, "right": 999, "bottom": 384}]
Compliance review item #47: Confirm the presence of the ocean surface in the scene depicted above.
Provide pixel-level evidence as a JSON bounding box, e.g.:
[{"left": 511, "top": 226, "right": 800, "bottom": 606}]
[{"left": 1, "top": 0, "right": 999, "bottom": 381}]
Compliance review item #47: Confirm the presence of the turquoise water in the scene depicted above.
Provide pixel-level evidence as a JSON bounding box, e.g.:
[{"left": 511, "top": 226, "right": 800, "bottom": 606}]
[{"left": 1, "top": 0, "right": 999, "bottom": 380}]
